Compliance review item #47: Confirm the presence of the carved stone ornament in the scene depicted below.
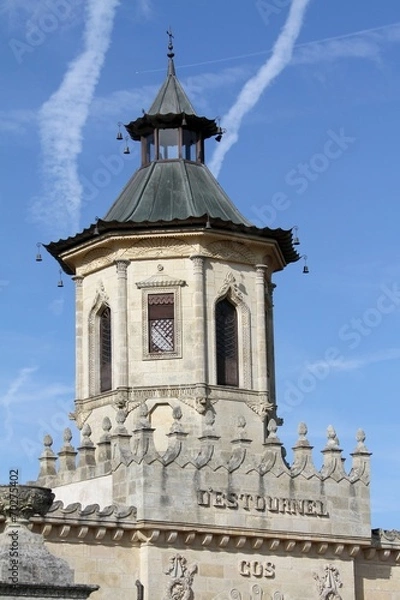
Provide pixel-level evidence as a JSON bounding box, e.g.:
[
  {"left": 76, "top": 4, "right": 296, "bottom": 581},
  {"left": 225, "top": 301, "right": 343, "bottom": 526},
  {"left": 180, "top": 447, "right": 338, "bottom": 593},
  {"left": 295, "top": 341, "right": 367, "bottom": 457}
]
[
  {"left": 127, "top": 237, "right": 194, "bottom": 258},
  {"left": 0, "top": 485, "right": 54, "bottom": 521},
  {"left": 313, "top": 564, "right": 343, "bottom": 600},
  {"left": 136, "top": 273, "right": 186, "bottom": 289},
  {"left": 245, "top": 395, "right": 274, "bottom": 419},
  {"left": 218, "top": 272, "right": 244, "bottom": 301},
  {"left": 205, "top": 240, "right": 255, "bottom": 265},
  {"left": 163, "top": 554, "right": 198, "bottom": 600},
  {"left": 212, "top": 585, "right": 283, "bottom": 600}
]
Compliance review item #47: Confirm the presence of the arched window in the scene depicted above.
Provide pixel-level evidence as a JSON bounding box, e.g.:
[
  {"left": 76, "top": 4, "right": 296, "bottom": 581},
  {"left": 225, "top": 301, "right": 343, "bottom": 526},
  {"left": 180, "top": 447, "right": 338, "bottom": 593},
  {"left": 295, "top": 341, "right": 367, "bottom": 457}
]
[
  {"left": 99, "top": 306, "right": 112, "bottom": 392},
  {"left": 216, "top": 298, "right": 239, "bottom": 386}
]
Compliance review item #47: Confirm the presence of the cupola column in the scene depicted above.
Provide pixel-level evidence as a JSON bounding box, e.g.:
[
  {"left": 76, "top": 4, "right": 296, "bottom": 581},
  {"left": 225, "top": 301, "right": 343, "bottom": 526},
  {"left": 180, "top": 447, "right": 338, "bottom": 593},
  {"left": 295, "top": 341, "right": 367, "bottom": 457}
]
[
  {"left": 72, "top": 275, "right": 84, "bottom": 400},
  {"left": 255, "top": 265, "right": 269, "bottom": 393},
  {"left": 190, "top": 255, "right": 207, "bottom": 386},
  {"left": 267, "top": 282, "right": 277, "bottom": 406},
  {"left": 115, "top": 260, "right": 130, "bottom": 390}
]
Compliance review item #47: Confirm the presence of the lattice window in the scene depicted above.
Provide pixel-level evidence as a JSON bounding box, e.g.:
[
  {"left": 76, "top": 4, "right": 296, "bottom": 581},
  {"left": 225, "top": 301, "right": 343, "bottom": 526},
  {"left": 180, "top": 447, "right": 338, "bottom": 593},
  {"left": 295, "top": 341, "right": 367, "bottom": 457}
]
[
  {"left": 216, "top": 298, "right": 239, "bottom": 386},
  {"left": 148, "top": 293, "right": 174, "bottom": 353},
  {"left": 99, "top": 306, "right": 112, "bottom": 392}
]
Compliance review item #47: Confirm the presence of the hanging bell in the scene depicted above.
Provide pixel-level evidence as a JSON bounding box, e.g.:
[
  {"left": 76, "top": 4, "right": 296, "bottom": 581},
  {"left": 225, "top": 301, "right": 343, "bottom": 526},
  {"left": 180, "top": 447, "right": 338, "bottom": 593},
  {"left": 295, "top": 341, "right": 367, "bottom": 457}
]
[
  {"left": 57, "top": 269, "right": 64, "bottom": 288},
  {"left": 116, "top": 122, "right": 123, "bottom": 140},
  {"left": 35, "top": 242, "right": 43, "bottom": 262},
  {"left": 123, "top": 136, "right": 131, "bottom": 154}
]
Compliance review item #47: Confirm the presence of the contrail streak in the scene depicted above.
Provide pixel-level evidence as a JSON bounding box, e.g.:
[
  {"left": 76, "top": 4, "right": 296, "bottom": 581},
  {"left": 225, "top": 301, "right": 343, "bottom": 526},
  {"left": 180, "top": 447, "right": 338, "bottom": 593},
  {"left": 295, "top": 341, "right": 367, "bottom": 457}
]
[
  {"left": 33, "top": 0, "right": 120, "bottom": 235},
  {"left": 209, "top": 0, "right": 312, "bottom": 178}
]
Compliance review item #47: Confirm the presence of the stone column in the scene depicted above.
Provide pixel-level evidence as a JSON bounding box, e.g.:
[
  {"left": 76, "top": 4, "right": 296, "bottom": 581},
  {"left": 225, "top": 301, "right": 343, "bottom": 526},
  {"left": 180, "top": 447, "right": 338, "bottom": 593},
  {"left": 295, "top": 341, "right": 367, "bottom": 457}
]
[
  {"left": 115, "top": 260, "right": 130, "bottom": 390},
  {"left": 190, "top": 256, "right": 207, "bottom": 385},
  {"left": 72, "top": 275, "right": 84, "bottom": 399},
  {"left": 255, "top": 265, "right": 268, "bottom": 392},
  {"left": 267, "top": 281, "right": 277, "bottom": 406}
]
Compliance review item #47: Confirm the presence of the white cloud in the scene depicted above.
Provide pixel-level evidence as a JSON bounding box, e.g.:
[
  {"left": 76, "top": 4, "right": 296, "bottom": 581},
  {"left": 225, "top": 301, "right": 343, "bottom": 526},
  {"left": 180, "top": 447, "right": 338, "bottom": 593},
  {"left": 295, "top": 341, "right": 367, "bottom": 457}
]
[
  {"left": 292, "top": 23, "right": 400, "bottom": 65},
  {"left": 209, "top": 0, "right": 312, "bottom": 178},
  {"left": 0, "top": 109, "right": 36, "bottom": 136},
  {"left": 307, "top": 348, "right": 400, "bottom": 374},
  {"left": 31, "top": 0, "right": 121, "bottom": 236}
]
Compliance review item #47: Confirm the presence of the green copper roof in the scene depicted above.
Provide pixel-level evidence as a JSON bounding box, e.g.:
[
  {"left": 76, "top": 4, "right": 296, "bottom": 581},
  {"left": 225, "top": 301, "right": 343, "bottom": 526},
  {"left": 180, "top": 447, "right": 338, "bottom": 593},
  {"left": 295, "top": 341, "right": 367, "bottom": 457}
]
[
  {"left": 103, "top": 160, "right": 252, "bottom": 225},
  {"left": 148, "top": 57, "right": 196, "bottom": 116}
]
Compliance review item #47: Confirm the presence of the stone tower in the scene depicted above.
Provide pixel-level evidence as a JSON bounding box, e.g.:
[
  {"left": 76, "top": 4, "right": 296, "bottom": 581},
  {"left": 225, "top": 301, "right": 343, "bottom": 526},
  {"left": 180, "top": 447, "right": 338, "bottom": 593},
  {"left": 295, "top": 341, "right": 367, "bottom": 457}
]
[
  {"left": 44, "top": 37, "right": 299, "bottom": 461},
  {"left": 34, "top": 39, "right": 399, "bottom": 600}
]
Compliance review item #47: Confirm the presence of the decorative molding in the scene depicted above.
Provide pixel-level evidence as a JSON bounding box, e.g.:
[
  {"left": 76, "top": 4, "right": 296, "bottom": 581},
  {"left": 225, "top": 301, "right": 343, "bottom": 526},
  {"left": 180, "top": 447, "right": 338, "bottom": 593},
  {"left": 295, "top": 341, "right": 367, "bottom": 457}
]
[
  {"left": 127, "top": 237, "right": 194, "bottom": 258},
  {"left": 163, "top": 554, "right": 198, "bottom": 600},
  {"left": 127, "top": 386, "right": 215, "bottom": 415},
  {"left": 79, "top": 246, "right": 115, "bottom": 275},
  {"left": 205, "top": 240, "right": 255, "bottom": 265},
  {"left": 136, "top": 273, "right": 186, "bottom": 289}
]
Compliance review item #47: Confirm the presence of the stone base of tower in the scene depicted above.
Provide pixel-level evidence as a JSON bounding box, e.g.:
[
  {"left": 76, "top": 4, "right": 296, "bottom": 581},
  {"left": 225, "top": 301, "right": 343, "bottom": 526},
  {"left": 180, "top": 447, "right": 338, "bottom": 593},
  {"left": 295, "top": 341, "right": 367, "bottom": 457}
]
[{"left": 31, "top": 416, "right": 400, "bottom": 599}]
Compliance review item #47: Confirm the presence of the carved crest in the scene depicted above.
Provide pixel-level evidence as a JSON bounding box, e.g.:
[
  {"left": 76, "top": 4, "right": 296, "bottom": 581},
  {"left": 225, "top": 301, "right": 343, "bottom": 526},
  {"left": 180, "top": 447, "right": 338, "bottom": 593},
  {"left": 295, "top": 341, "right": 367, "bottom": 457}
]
[
  {"left": 313, "top": 564, "right": 343, "bottom": 600},
  {"left": 217, "top": 272, "right": 244, "bottom": 302},
  {"left": 164, "top": 554, "right": 198, "bottom": 600},
  {"left": 90, "top": 281, "right": 109, "bottom": 312}
]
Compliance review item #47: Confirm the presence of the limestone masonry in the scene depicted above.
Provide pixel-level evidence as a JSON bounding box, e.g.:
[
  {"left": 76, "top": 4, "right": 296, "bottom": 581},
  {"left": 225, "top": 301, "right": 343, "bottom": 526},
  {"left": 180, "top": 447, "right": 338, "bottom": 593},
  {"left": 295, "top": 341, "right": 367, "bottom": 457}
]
[{"left": 1, "top": 37, "right": 399, "bottom": 600}]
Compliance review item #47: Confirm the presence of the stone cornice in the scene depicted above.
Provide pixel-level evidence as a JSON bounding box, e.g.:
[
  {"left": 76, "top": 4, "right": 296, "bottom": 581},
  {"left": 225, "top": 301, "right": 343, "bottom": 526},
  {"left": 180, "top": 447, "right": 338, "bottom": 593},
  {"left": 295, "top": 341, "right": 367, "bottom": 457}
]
[
  {"left": 63, "top": 230, "right": 286, "bottom": 276},
  {"left": 1, "top": 508, "right": 396, "bottom": 561}
]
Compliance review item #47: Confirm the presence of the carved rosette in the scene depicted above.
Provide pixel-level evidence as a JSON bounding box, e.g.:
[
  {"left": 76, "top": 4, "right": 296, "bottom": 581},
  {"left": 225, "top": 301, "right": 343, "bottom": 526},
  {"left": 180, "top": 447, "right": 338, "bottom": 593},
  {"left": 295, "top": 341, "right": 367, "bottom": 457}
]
[
  {"left": 0, "top": 485, "right": 54, "bottom": 521},
  {"left": 163, "top": 554, "right": 198, "bottom": 600}
]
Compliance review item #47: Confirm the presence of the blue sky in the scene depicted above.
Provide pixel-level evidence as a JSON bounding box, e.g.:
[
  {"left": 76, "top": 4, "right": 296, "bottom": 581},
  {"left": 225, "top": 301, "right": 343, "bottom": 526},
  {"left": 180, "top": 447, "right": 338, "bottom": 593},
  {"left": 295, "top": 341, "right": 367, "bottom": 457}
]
[{"left": 1, "top": 0, "right": 400, "bottom": 529}]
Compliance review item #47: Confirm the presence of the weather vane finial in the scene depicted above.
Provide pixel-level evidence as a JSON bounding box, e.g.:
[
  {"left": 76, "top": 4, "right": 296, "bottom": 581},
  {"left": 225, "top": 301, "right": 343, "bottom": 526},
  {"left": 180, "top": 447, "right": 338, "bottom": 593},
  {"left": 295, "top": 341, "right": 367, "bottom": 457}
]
[{"left": 166, "top": 27, "right": 174, "bottom": 59}]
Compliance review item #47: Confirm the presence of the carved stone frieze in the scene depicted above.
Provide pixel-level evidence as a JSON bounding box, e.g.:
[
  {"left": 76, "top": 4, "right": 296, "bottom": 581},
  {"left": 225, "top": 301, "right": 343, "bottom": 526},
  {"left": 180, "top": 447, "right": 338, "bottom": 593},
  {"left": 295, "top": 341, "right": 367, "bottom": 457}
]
[
  {"left": 163, "top": 554, "right": 198, "bottom": 600},
  {"left": 128, "top": 386, "right": 216, "bottom": 414},
  {"left": 0, "top": 485, "right": 54, "bottom": 521},
  {"left": 205, "top": 240, "right": 255, "bottom": 265},
  {"left": 126, "top": 237, "right": 194, "bottom": 258},
  {"left": 79, "top": 246, "right": 115, "bottom": 275}
]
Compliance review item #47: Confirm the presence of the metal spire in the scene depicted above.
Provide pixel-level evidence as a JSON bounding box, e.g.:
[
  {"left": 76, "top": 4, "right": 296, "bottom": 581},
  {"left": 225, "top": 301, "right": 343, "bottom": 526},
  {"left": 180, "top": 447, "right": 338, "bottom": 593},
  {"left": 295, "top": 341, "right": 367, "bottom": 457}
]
[{"left": 166, "top": 27, "right": 176, "bottom": 76}]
